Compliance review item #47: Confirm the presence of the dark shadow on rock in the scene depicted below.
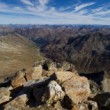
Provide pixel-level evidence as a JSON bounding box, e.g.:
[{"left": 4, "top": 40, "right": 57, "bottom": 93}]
[
  {"left": 24, "top": 74, "right": 56, "bottom": 90},
  {"left": 26, "top": 89, "right": 38, "bottom": 107},
  {"left": 80, "top": 71, "right": 105, "bottom": 85},
  {"left": 10, "top": 86, "right": 25, "bottom": 98},
  {"left": 61, "top": 95, "right": 73, "bottom": 110},
  {"left": 0, "top": 79, "right": 11, "bottom": 87},
  {"left": 24, "top": 74, "right": 57, "bottom": 108},
  {"left": 93, "top": 92, "right": 110, "bottom": 110},
  {"left": 26, "top": 87, "right": 45, "bottom": 108},
  {"left": 42, "top": 61, "right": 49, "bottom": 70}
]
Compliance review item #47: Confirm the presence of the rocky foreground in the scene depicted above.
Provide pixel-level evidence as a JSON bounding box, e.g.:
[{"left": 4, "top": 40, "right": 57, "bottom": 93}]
[{"left": 0, "top": 60, "right": 110, "bottom": 110}]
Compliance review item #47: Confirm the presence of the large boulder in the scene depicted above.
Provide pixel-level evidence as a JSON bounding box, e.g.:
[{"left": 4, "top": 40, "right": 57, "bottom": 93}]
[
  {"left": 0, "top": 87, "right": 11, "bottom": 104},
  {"left": 11, "top": 71, "right": 26, "bottom": 88},
  {"left": 24, "top": 77, "right": 51, "bottom": 88},
  {"left": 55, "top": 71, "right": 76, "bottom": 83},
  {"left": 25, "top": 65, "right": 43, "bottom": 81},
  {"left": 24, "top": 77, "right": 53, "bottom": 95},
  {"left": 40, "top": 81, "right": 65, "bottom": 104},
  {"left": 4, "top": 94, "right": 28, "bottom": 110},
  {"left": 62, "top": 75, "right": 91, "bottom": 105}
]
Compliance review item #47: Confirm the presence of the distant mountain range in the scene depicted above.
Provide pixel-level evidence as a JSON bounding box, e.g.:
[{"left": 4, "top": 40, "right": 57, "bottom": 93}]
[
  {"left": 0, "top": 25, "right": 110, "bottom": 75},
  {"left": 0, "top": 24, "right": 110, "bottom": 29}
]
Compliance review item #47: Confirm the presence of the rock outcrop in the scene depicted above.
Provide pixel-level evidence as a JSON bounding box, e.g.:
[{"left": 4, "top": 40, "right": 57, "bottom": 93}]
[
  {"left": 25, "top": 65, "right": 43, "bottom": 81},
  {"left": 11, "top": 71, "right": 26, "bottom": 88},
  {"left": 0, "top": 60, "right": 108, "bottom": 110},
  {"left": 55, "top": 71, "right": 76, "bottom": 83},
  {"left": 42, "top": 81, "right": 65, "bottom": 103},
  {"left": 0, "top": 87, "right": 11, "bottom": 104},
  {"left": 4, "top": 94, "right": 28, "bottom": 110},
  {"left": 62, "top": 76, "right": 91, "bottom": 105}
]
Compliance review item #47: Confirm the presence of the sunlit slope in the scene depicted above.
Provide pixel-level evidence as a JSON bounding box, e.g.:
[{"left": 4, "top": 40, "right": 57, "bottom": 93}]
[{"left": 0, "top": 33, "right": 44, "bottom": 78}]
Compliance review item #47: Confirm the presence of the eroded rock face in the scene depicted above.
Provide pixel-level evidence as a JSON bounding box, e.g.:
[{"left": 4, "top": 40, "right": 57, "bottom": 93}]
[
  {"left": 42, "top": 81, "right": 65, "bottom": 104},
  {"left": 4, "top": 94, "right": 28, "bottom": 110},
  {"left": 11, "top": 71, "right": 26, "bottom": 88},
  {"left": 25, "top": 65, "right": 43, "bottom": 81},
  {"left": 0, "top": 87, "right": 11, "bottom": 104},
  {"left": 62, "top": 76, "right": 91, "bottom": 105}
]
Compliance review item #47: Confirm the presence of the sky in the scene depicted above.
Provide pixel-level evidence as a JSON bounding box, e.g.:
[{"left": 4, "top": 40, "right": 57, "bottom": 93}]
[{"left": 0, "top": 0, "right": 110, "bottom": 25}]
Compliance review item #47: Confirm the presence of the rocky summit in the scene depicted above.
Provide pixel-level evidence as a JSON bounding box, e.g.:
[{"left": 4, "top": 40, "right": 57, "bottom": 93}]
[{"left": 0, "top": 60, "right": 109, "bottom": 110}]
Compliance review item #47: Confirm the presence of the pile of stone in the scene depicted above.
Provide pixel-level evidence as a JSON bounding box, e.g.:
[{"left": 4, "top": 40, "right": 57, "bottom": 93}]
[{"left": 0, "top": 60, "right": 109, "bottom": 110}]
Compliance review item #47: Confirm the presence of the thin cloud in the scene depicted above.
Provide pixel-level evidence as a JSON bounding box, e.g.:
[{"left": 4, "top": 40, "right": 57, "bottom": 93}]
[
  {"left": 0, "top": 3, "right": 9, "bottom": 8},
  {"left": 91, "top": 6, "right": 110, "bottom": 17},
  {"left": 39, "top": 0, "right": 49, "bottom": 6},
  {"left": 20, "top": 0, "right": 33, "bottom": 6},
  {"left": 74, "top": 2, "right": 95, "bottom": 12},
  {"left": 0, "top": 1, "right": 110, "bottom": 25}
]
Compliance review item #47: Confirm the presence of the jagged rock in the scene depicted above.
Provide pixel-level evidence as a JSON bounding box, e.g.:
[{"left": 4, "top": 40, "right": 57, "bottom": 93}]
[
  {"left": 87, "top": 100, "right": 98, "bottom": 110},
  {"left": 62, "top": 76, "right": 91, "bottom": 105},
  {"left": 42, "top": 62, "right": 77, "bottom": 77},
  {"left": 55, "top": 71, "right": 76, "bottom": 83},
  {"left": 35, "top": 104, "right": 60, "bottom": 110},
  {"left": 89, "top": 80, "right": 101, "bottom": 94},
  {"left": 102, "top": 76, "right": 110, "bottom": 92},
  {"left": 11, "top": 71, "right": 26, "bottom": 88},
  {"left": 25, "top": 65, "right": 43, "bottom": 81},
  {"left": 54, "top": 101, "right": 65, "bottom": 110},
  {"left": 42, "top": 81, "right": 65, "bottom": 104},
  {"left": 33, "top": 60, "right": 45, "bottom": 67},
  {"left": 60, "top": 62, "right": 77, "bottom": 72},
  {"left": 72, "top": 101, "right": 98, "bottom": 110},
  {"left": 48, "top": 62, "right": 57, "bottom": 71},
  {"left": 4, "top": 94, "right": 28, "bottom": 110},
  {"left": 44, "top": 70, "right": 55, "bottom": 77},
  {"left": 72, "top": 105, "right": 79, "bottom": 110},
  {"left": 42, "top": 69, "right": 49, "bottom": 76},
  {"left": 0, "top": 87, "right": 11, "bottom": 104},
  {"left": 42, "top": 60, "right": 57, "bottom": 71}
]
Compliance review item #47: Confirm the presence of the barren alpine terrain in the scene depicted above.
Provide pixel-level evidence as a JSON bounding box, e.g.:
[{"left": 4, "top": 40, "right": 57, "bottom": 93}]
[
  {"left": 0, "top": 32, "right": 44, "bottom": 79},
  {"left": 0, "top": 25, "right": 110, "bottom": 110}
]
